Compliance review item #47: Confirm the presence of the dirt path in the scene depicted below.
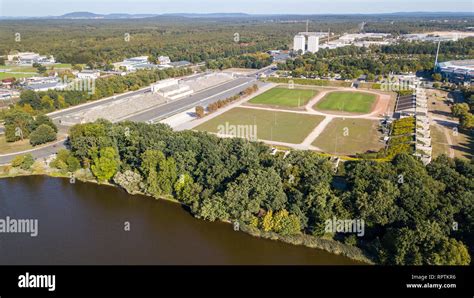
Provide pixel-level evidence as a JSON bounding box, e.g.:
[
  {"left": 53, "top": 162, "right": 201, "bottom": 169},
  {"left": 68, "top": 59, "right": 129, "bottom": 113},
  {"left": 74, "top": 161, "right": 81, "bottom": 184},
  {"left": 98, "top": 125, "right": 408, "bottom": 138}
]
[
  {"left": 439, "top": 124, "right": 456, "bottom": 158},
  {"left": 301, "top": 116, "right": 334, "bottom": 147}
]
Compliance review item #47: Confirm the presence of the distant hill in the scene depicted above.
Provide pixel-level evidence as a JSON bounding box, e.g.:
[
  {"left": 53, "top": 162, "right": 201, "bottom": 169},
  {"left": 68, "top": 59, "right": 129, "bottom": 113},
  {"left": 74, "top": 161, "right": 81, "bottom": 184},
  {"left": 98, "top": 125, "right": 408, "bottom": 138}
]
[
  {"left": 162, "top": 13, "right": 250, "bottom": 18},
  {"left": 58, "top": 12, "right": 250, "bottom": 20},
  {"left": 60, "top": 12, "right": 105, "bottom": 19},
  {"left": 0, "top": 11, "right": 472, "bottom": 20},
  {"left": 58, "top": 12, "right": 160, "bottom": 19}
]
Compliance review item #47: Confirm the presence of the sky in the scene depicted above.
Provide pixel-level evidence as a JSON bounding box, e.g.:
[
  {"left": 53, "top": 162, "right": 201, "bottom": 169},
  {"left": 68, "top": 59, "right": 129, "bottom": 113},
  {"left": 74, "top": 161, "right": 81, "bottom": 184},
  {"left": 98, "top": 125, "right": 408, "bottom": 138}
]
[{"left": 1, "top": 0, "right": 473, "bottom": 17}]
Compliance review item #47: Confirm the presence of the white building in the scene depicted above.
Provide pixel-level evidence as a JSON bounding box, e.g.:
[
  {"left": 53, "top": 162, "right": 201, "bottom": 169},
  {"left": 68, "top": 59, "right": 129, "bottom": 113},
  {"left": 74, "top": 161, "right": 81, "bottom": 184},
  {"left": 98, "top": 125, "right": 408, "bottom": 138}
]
[
  {"left": 7, "top": 52, "right": 55, "bottom": 65},
  {"left": 158, "top": 56, "right": 171, "bottom": 65},
  {"left": 307, "top": 35, "right": 320, "bottom": 53},
  {"left": 0, "top": 90, "right": 12, "bottom": 100},
  {"left": 114, "top": 56, "right": 151, "bottom": 71},
  {"left": 25, "top": 82, "right": 67, "bottom": 92},
  {"left": 293, "top": 35, "right": 306, "bottom": 54},
  {"left": 77, "top": 70, "right": 100, "bottom": 79}
]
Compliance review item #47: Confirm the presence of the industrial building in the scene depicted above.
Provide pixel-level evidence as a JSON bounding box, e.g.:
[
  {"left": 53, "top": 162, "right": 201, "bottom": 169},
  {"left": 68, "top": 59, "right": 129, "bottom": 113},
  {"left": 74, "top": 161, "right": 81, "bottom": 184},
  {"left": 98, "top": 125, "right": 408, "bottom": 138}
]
[
  {"left": 307, "top": 35, "right": 320, "bottom": 53},
  {"left": 293, "top": 33, "right": 321, "bottom": 54},
  {"left": 293, "top": 35, "right": 306, "bottom": 54}
]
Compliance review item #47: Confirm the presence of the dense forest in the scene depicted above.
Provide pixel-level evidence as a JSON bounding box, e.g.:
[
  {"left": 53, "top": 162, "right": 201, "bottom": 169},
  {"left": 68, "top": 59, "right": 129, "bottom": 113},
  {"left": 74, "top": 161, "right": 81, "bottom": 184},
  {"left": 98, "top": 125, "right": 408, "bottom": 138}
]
[
  {"left": 1, "top": 15, "right": 472, "bottom": 68},
  {"left": 58, "top": 120, "right": 473, "bottom": 265},
  {"left": 0, "top": 17, "right": 294, "bottom": 67}
]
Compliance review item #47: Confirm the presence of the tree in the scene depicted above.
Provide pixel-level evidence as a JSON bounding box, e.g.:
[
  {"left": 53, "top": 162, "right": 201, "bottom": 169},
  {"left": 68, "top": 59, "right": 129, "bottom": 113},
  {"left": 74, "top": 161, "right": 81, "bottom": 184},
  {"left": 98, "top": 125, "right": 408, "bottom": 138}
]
[
  {"left": 156, "top": 156, "right": 178, "bottom": 196},
  {"left": 4, "top": 109, "right": 34, "bottom": 142},
  {"left": 432, "top": 73, "right": 442, "bottom": 82},
  {"left": 460, "top": 113, "right": 474, "bottom": 129},
  {"left": 66, "top": 155, "right": 81, "bottom": 172},
  {"left": 261, "top": 210, "right": 274, "bottom": 232},
  {"left": 91, "top": 147, "right": 119, "bottom": 182},
  {"left": 195, "top": 106, "right": 205, "bottom": 118},
  {"left": 382, "top": 221, "right": 470, "bottom": 265},
  {"left": 174, "top": 174, "right": 202, "bottom": 206},
  {"left": 30, "top": 115, "right": 58, "bottom": 133},
  {"left": 33, "top": 62, "right": 47, "bottom": 74},
  {"left": 113, "top": 170, "right": 143, "bottom": 194},
  {"left": 221, "top": 168, "right": 287, "bottom": 222},
  {"left": 273, "top": 209, "right": 302, "bottom": 236},
  {"left": 29, "top": 124, "right": 57, "bottom": 146},
  {"left": 198, "top": 196, "right": 229, "bottom": 222},
  {"left": 451, "top": 103, "right": 470, "bottom": 118}
]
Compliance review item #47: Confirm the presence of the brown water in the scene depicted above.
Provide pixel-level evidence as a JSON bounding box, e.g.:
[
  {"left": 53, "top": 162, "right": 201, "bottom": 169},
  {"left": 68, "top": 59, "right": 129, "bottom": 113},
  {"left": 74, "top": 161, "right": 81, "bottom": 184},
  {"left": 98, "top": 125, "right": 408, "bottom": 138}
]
[{"left": 0, "top": 176, "right": 361, "bottom": 265}]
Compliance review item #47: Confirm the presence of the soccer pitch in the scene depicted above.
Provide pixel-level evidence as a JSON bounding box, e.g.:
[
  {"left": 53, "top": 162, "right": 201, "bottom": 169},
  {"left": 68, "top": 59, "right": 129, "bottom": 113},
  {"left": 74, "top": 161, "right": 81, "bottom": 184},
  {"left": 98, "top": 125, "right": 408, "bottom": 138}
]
[
  {"left": 248, "top": 87, "right": 317, "bottom": 108},
  {"left": 195, "top": 107, "right": 325, "bottom": 144},
  {"left": 314, "top": 91, "right": 376, "bottom": 114},
  {"left": 312, "top": 118, "right": 384, "bottom": 155}
]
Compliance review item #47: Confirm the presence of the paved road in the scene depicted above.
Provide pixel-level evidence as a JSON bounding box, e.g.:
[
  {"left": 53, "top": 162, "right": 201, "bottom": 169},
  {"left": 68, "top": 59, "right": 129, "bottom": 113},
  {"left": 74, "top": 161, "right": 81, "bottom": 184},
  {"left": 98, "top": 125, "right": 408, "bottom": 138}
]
[
  {"left": 47, "top": 71, "right": 210, "bottom": 121},
  {"left": 0, "top": 139, "right": 67, "bottom": 165},
  {"left": 0, "top": 69, "right": 274, "bottom": 165},
  {"left": 126, "top": 77, "right": 258, "bottom": 122}
]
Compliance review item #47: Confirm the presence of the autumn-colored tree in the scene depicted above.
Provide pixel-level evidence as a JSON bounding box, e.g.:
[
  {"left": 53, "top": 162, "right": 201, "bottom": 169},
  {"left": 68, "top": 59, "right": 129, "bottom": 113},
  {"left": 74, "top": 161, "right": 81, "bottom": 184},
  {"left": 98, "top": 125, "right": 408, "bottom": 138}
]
[
  {"left": 261, "top": 210, "right": 274, "bottom": 232},
  {"left": 195, "top": 106, "right": 205, "bottom": 118}
]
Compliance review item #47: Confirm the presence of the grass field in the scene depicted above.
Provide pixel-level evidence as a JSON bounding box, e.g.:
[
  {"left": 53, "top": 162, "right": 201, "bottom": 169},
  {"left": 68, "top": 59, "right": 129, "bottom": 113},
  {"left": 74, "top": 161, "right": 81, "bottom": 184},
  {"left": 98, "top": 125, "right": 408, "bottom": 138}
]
[
  {"left": 0, "top": 135, "right": 33, "bottom": 154},
  {"left": 314, "top": 91, "right": 377, "bottom": 114},
  {"left": 312, "top": 118, "right": 383, "bottom": 155},
  {"left": 248, "top": 87, "right": 317, "bottom": 108},
  {"left": 0, "top": 72, "right": 36, "bottom": 80},
  {"left": 0, "top": 65, "right": 38, "bottom": 72},
  {"left": 195, "top": 107, "right": 325, "bottom": 144},
  {"left": 430, "top": 125, "right": 451, "bottom": 158},
  {"left": 431, "top": 124, "right": 473, "bottom": 160},
  {"left": 452, "top": 129, "right": 474, "bottom": 160},
  {"left": 0, "top": 63, "right": 77, "bottom": 80}
]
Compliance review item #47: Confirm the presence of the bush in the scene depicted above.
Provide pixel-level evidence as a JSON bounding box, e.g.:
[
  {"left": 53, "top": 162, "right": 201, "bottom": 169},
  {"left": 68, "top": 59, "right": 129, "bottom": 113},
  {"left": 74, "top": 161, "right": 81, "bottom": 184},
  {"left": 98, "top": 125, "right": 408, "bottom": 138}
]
[
  {"left": 11, "top": 154, "right": 35, "bottom": 170},
  {"left": 50, "top": 149, "right": 81, "bottom": 172},
  {"left": 29, "top": 124, "right": 57, "bottom": 146},
  {"left": 195, "top": 106, "right": 205, "bottom": 118},
  {"left": 66, "top": 156, "right": 81, "bottom": 172},
  {"left": 11, "top": 155, "right": 25, "bottom": 168},
  {"left": 29, "top": 115, "right": 58, "bottom": 133}
]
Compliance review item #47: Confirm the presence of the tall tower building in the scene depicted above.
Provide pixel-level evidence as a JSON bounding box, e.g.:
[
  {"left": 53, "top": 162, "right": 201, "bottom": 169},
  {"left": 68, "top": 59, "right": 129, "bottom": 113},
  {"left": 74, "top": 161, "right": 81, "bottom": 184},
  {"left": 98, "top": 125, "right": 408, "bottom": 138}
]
[
  {"left": 293, "top": 35, "right": 306, "bottom": 54},
  {"left": 307, "top": 35, "right": 320, "bottom": 53}
]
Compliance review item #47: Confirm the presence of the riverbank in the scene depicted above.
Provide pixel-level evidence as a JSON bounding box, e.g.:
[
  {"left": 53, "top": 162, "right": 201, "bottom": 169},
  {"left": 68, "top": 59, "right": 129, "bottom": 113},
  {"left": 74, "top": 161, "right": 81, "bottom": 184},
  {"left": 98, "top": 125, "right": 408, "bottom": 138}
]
[{"left": 0, "top": 161, "right": 373, "bottom": 265}]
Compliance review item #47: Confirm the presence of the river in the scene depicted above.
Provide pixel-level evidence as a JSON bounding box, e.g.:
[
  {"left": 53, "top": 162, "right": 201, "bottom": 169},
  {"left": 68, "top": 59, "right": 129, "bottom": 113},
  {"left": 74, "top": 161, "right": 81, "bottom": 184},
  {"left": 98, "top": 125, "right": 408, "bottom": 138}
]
[{"left": 0, "top": 176, "right": 361, "bottom": 265}]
